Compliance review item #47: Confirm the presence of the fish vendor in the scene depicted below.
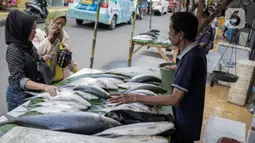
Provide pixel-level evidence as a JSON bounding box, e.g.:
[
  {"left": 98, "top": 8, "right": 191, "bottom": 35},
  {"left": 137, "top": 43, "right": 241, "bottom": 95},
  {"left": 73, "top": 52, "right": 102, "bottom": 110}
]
[
  {"left": 197, "top": 10, "right": 214, "bottom": 54},
  {"left": 109, "top": 12, "right": 207, "bottom": 143}
]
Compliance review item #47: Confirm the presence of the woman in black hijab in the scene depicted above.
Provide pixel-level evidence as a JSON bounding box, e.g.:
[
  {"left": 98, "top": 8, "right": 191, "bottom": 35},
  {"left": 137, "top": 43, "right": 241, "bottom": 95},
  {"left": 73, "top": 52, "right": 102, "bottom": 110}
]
[{"left": 5, "top": 10, "right": 58, "bottom": 111}]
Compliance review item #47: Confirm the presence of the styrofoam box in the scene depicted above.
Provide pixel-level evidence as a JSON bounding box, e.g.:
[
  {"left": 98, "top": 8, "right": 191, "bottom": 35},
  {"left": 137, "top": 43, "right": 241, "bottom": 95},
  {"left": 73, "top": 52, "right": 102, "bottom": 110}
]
[
  {"left": 236, "top": 59, "right": 255, "bottom": 78},
  {"left": 232, "top": 78, "right": 253, "bottom": 91},
  {"left": 228, "top": 87, "right": 249, "bottom": 106}
]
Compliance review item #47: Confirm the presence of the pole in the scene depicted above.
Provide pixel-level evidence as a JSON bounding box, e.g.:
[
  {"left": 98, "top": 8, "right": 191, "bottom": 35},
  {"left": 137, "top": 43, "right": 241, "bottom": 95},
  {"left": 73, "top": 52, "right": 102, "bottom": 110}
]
[
  {"left": 128, "top": 0, "right": 140, "bottom": 67},
  {"left": 89, "top": 0, "right": 101, "bottom": 69},
  {"left": 149, "top": 0, "right": 152, "bottom": 29}
]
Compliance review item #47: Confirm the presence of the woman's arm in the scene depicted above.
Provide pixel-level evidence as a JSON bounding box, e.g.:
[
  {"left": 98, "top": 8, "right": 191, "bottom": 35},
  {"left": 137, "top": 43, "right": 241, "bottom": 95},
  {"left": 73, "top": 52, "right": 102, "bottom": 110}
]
[
  {"left": 32, "top": 29, "right": 52, "bottom": 55},
  {"left": 6, "top": 46, "right": 58, "bottom": 96}
]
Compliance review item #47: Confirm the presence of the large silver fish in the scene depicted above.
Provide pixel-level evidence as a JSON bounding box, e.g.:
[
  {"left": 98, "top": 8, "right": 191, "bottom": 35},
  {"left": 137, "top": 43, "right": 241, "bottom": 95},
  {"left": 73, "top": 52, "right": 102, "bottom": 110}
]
[
  {"left": 115, "top": 136, "right": 168, "bottom": 143},
  {"left": 95, "top": 122, "right": 174, "bottom": 136},
  {"left": 35, "top": 90, "right": 92, "bottom": 107},
  {"left": 74, "top": 91, "right": 99, "bottom": 100},
  {"left": 26, "top": 104, "right": 81, "bottom": 114},
  {"left": 125, "top": 84, "right": 167, "bottom": 94},
  {"left": 128, "top": 74, "right": 161, "bottom": 83},
  {"left": 66, "top": 68, "right": 104, "bottom": 79},
  {"left": 30, "top": 100, "right": 88, "bottom": 110},
  {"left": 90, "top": 74, "right": 126, "bottom": 81},
  {"left": 67, "top": 78, "right": 107, "bottom": 89},
  {"left": 0, "top": 126, "right": 168, "bottom": 143},
  {"left": 106, "top": 67, "right": 160, "bottom": 78},
  {"left": 128, "top": 89, "right": 158, "bottom": 96},
  {"left": 101, "top": 103, "right": 154, "bottom": 113},
  {"left": 117, "top": 82, "right": 155, "bottom": 89},
  {"left": 97, "top": 78, "right": 124, "bottom": 90},
  {"left": 73, "top": 85, "right": 109, "bottom": 99},
  {"left": 1, "top": 112, "right": 122, "bottom": 135}
]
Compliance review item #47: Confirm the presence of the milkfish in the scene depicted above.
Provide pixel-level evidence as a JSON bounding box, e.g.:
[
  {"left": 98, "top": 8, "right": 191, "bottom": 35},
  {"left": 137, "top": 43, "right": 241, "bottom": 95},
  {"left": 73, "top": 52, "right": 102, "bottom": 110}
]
[
  {"left": 95, "top": 122, "right": 174, "bottom": 137},
  {"left": 34, "top": 89, "right": 92, "bottom": 107},
  {"left": 29, "top": 100, "right": 89, "bottom": 110},
  {"left": 73, "top": 85, "right": 109, "bottom": 99},
  {"left": 1, "top": 112, "right": 122, "bottom": 135},
  {"left": 115, "top": 136, "right": 168, "bottom": 143},
  {"left": 66, "top": 68, "right": 104, "bottom": 79},
  {"left": 74, "top": 90, "right": 99, "bottom": 100},
  {"left": 90, "top": 74, "right": 126, "bottom": 81},
  {"left": 0, "top": 126, "right": 168, "bottom": 143},
  {"left": 106, "top": 67, "right": 160, "bottom": 78},
  {"left": 24, "top": 104, "right": 81, "bottom": 114},
  {"left": 96, "top": 78, "right": 124, "bottom": 90},
  {"left": 128, "top": 74, "right": 161, "bottom": 83},
  {"left": 127, "top": 89, "right": 158, "bottom": 96},
  {"left": 67, "top": 78, "right": 108, "bottom": 89},
  {"left": 117, "top": 82, "right": 155, "bottom": 90},
  {"left": 125, "top": 84, "right": 167, "bottom": 94}
]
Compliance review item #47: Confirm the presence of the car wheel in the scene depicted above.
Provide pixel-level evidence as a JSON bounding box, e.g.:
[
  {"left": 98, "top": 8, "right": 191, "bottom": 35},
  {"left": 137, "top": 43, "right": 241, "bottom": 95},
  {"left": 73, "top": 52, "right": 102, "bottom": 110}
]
[
  {"left": 108, "top": 15, "right": 117, "bottom": 30},
  {"left": 76, "top": 19, "right": 84, "bottom": 25},
  {"left": 128, "top": 13, "right": 134, "bottom": 24},
  {"left": 159, "top": 8, "right": 163, "bottom": 16}
]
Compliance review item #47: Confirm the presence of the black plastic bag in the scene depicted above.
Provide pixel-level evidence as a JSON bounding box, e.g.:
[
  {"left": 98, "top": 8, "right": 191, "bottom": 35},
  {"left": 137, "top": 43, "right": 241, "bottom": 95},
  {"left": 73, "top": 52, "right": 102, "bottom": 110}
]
[{"left": 104, "top": 109, "right": 175, "bottom": 125}]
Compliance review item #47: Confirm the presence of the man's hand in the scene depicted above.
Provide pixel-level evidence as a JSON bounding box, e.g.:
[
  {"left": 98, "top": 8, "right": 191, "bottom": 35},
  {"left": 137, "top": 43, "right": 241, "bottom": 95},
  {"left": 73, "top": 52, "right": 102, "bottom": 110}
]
[
  {"left": 164, "top": 65, "right": 177, "bottom": 71},
  {"left": 108, "top": 94, "right": 138, "bottom": 106}
]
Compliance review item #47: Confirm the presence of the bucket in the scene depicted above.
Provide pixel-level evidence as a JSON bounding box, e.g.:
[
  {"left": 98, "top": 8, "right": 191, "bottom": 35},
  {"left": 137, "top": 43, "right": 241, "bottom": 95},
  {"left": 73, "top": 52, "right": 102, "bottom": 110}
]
[{"left": 158, "top": 62, "right": 176, "bottom": 93}]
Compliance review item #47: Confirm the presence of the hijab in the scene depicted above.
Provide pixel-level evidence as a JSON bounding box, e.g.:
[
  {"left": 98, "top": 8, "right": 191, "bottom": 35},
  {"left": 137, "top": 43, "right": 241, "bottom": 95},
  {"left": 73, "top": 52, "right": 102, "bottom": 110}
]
[
  {"left": 5, "top": 10, "right": 35, "bottom": 47},
  {"left": 44, "top": 11, "right": 67, "bottom": 41}
]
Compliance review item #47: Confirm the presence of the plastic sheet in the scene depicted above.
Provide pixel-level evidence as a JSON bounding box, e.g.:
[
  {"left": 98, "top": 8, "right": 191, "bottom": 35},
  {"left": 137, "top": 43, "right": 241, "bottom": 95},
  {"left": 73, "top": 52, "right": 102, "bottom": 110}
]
[{"left": 104, "top": 109, "right": 175, "bottom": 125}]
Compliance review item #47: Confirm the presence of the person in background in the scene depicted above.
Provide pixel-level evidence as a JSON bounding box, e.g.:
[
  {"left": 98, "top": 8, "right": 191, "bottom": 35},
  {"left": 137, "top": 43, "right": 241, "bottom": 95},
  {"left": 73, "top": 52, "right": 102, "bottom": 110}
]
[
  {"left": 5, "top": 10, "right": 58, "bottom": 111},
  {"left": 109, "top": 12, "right": 207, "bottom": 143},
  {"left": 32, "top": 11, "right": 78, "bottom": 83},
  {"left": 197, "top": 10, "right": 214, "bottom": 54}
]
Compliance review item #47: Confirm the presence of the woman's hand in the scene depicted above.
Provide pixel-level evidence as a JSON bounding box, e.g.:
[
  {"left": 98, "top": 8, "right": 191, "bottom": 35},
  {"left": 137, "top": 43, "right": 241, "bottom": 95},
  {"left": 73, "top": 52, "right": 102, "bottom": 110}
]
[
  {"left": 108, "top": 94, "right": 138, "bottom": 105},
  {"left": 42, "top": 52, "right": 55, "bottom": 61},
  {"left": 42, "top": 85, "right": 59, "bottom": 96},
  {"left": 47, "top": 25, "right": 58, "bottom": 41}
]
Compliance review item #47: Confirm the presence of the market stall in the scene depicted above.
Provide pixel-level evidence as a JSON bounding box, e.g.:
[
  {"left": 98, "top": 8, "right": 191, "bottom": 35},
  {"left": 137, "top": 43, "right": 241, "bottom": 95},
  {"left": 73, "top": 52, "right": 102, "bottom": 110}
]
[
  {"left": 0, "top": 67, "right": 175, "bottom": 142},
  {"left": 128, "top": 0, "right": 175, "bottom": 67}
]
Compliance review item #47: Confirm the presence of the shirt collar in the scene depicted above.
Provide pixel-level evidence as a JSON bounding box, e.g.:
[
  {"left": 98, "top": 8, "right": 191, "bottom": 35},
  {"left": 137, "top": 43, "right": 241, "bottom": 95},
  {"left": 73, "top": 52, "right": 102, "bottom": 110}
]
[{"left": 177, "top": 41, "right": 198, "bottom": 60}]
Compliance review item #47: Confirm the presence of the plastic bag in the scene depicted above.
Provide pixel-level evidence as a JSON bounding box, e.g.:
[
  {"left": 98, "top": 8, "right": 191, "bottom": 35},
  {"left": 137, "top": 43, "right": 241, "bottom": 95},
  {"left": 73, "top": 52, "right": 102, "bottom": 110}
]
[{"left": 104, "top": 109, "right": 175, "bottom": 125}]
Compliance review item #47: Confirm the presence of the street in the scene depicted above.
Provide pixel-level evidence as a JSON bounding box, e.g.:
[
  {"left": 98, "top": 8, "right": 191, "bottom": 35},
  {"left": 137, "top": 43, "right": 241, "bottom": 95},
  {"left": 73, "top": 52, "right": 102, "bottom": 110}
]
[{"left": 0, "top": 13, "right": 171, "bottom": 115}]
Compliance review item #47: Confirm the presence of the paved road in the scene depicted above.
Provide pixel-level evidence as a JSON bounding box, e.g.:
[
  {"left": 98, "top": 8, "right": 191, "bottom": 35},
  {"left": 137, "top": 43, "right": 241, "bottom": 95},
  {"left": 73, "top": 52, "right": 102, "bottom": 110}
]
[{"left": 0, "top": 13, "right": 171, "bottom": 115}]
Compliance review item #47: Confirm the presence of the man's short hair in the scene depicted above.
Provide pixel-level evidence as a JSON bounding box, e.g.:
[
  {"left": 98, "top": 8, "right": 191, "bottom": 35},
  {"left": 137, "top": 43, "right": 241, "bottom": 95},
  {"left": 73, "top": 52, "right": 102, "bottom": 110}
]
[{"left": 170, "top": 12, "right": 198, "bottom": 41}]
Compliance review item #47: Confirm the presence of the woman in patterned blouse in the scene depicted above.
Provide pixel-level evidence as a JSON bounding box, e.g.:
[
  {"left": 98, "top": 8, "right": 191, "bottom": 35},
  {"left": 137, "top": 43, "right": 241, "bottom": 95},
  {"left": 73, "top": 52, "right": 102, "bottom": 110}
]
[{"left": 5, "top": 10, "right": 58, "bottom": 111}]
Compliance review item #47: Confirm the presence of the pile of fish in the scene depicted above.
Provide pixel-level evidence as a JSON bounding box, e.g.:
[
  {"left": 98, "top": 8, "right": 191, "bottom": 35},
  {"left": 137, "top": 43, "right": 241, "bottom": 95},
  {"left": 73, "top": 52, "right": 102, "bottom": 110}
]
[
  {"left": 0, "top": 67, "right": 175, "bottom": 141},
  {"left": 24, "top": 67, "right": 167, "bottom": 115},
  {"left": 133, "top": 29, "right": 160, "bottom": 41},
  {"left": 132, "top": 29, "right": 172, "bottom": 45}
]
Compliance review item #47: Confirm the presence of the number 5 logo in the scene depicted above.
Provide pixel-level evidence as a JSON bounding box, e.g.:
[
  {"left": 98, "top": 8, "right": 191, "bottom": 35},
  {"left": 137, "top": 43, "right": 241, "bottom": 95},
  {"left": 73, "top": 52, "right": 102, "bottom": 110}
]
[{"left": 225, "top": 8, "right": 246, "bottom": 29}]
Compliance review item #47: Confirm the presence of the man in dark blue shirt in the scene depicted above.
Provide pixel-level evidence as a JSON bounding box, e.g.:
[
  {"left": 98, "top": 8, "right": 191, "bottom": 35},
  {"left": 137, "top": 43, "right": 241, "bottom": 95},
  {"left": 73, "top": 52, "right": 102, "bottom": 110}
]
[
  {"left": 197, "top": 10, "right": 214, "bottom": 54},
  {"left": 109, "top": 12, "right": 207, "bottom": 143}
]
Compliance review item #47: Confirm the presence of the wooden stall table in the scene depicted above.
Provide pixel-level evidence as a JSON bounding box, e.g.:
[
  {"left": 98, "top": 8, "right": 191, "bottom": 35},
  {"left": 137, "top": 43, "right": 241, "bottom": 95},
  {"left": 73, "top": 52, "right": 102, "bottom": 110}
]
[{"left": 128, "top": 40, "right": 177, "bottom": 67}]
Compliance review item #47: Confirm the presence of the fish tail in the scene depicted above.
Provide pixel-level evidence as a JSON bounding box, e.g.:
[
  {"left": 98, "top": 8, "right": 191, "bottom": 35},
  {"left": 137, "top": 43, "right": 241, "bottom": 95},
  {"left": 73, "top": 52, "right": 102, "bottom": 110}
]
[{"left": 0, "top": 114, "right": 16, "bottom": 125}]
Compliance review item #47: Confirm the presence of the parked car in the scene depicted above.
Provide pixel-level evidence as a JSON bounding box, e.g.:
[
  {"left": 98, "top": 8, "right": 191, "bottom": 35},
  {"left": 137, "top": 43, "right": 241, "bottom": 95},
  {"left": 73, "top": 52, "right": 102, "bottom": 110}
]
[
  {"left": 149, "top": 0, "right": 168, "bottom": 15},
  {"left": 168, "top": 0, "right": 177, "bottom": 12},
  {"left": 67, "top": 0, "right": 135, "bottom": 30}
]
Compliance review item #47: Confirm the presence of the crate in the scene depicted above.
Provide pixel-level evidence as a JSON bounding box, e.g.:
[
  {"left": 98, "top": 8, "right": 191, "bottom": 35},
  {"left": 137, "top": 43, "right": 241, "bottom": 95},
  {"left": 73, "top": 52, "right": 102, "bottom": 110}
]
[{"left": 228, "top": 87, "right": 249, "bottom": 106}]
